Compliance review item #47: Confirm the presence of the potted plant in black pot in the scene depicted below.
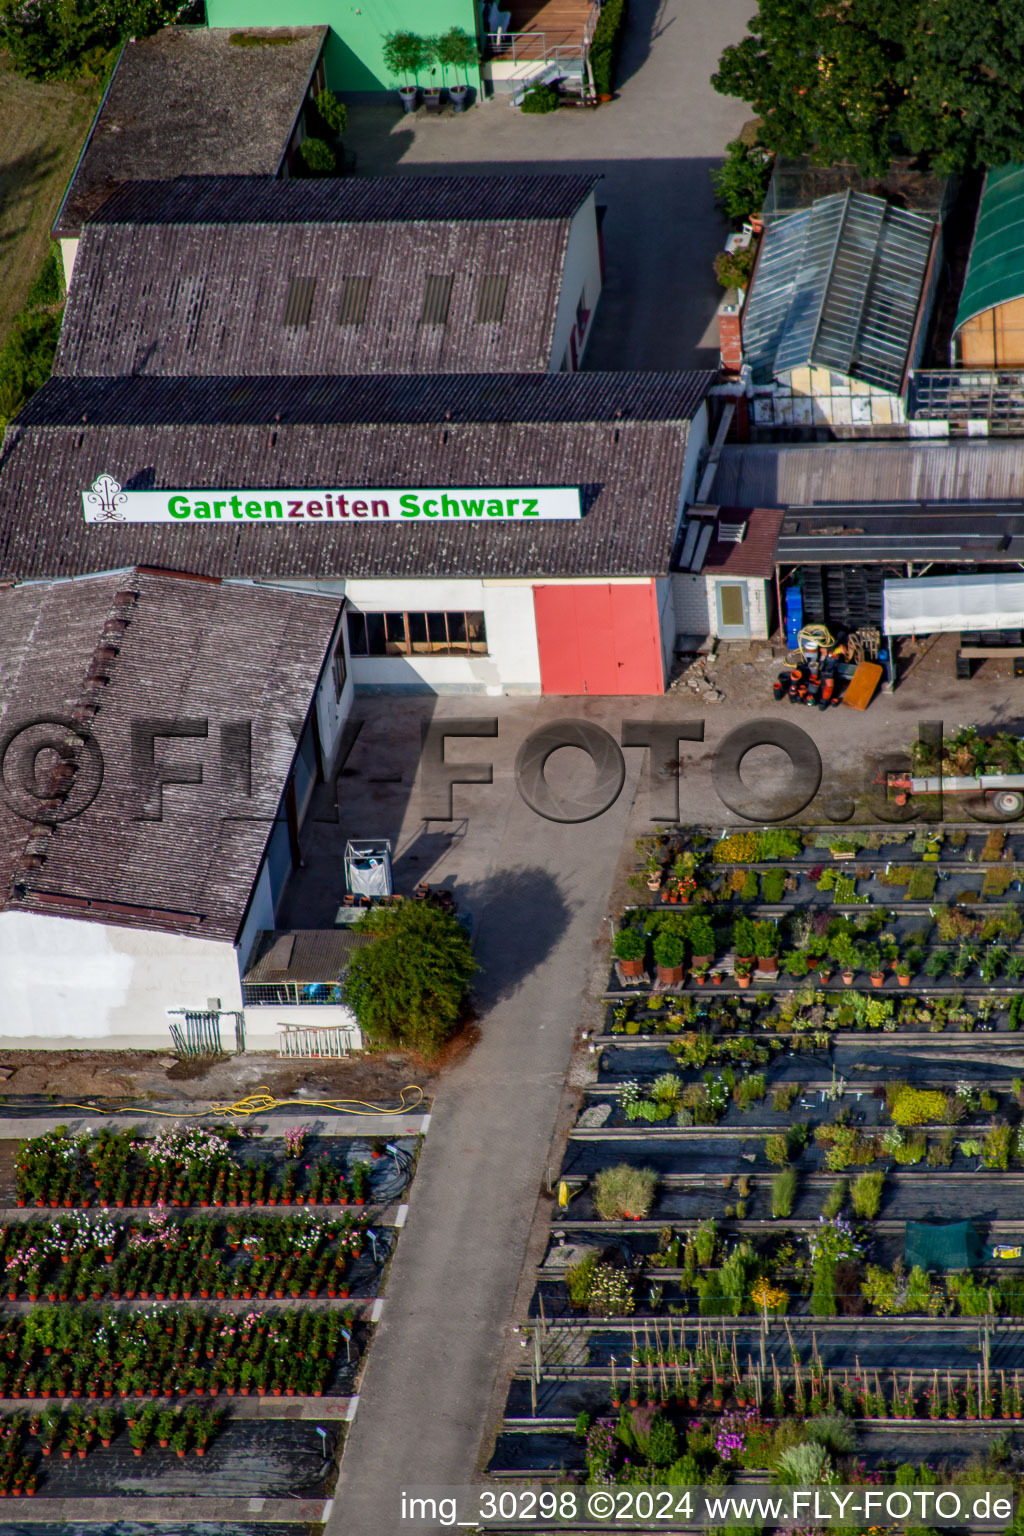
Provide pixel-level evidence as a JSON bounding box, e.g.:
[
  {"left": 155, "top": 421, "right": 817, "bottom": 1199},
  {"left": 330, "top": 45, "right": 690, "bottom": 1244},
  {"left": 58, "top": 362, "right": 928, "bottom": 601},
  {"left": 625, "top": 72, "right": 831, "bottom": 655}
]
[
  {"left": 435, "top": 26, "right": 478, "bottom": 110},
  {"left": 382, "top": 31, "right": 427, "bottom": 112}
]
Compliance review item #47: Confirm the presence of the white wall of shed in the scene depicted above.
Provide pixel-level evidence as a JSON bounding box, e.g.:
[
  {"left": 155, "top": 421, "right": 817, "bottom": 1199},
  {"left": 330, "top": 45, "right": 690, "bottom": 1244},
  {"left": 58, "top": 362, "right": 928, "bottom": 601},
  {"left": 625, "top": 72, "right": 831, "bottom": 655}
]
[{"left": 0, "top": 910, "right": 241, "bottom": 1049}]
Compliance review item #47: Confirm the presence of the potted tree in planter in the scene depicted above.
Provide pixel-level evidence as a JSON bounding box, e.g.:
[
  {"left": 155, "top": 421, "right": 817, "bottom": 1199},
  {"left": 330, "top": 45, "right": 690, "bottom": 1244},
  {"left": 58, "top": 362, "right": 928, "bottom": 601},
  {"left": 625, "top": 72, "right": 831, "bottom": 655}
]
[
  {"left": 829, "top": 931, "right": 859, "bottom": 986},
  {"left": 734, "top": 958, "right": 754, "bottom": 990},
  {"left": 382, "top": 32, "right": 427, "bottom": 112},
  {"left": 653, "top": 929, "right": 685, "bottom": 987},
  {"left": 732, "top": 915, "right": 756, "bottom": 966},
  {"left": 862, "top": 945, "right": 884, "bottom": 987},
  {"left": 434, "top": 26, "right": 477, "bottom": 111},
  {"left": 689, "top": 915, "right": 715, "bottom": 969},
  {"left": 753, "top": 921, "right": 780, "bottom": 976},
  {"left": 614, "top": 926, "right": 646, "bottom": 978}
]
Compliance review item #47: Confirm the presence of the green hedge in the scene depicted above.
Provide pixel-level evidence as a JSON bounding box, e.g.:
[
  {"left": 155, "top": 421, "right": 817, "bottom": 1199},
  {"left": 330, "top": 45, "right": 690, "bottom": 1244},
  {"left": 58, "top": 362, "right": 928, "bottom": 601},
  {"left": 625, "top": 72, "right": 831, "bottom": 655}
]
[
  {"left": 589, "top": 0, "right": 627, "bottom": 97},
  {"left": 521, "top": 82, "right": 560, "bottom": 113}
]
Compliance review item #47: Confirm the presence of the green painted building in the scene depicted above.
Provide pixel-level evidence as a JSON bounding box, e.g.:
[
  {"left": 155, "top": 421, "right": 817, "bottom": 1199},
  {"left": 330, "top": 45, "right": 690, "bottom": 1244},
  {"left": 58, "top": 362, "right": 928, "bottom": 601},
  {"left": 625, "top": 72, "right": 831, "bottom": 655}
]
[{"left": 204, "top": 0, "right": 482, "bottom": 94}]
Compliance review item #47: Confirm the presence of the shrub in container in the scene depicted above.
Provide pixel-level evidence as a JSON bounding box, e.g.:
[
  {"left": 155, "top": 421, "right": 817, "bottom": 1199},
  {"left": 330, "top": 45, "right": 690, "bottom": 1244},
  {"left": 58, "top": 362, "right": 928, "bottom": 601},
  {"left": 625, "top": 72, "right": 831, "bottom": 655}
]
[
  {"left": 653, "top": 929, "right": 685, "bottom": 984},
  {"left": 753, "top": 921, "right": 779, "bottom": 974},
  {"left": 689, "top": 915, "right": 715, "bottom": 965},
  {"left": 732, "top": 915, "right": 756, "bottom": 962},
  {"left": 614, "top": 926, "right": 646, "bottom": 976}
]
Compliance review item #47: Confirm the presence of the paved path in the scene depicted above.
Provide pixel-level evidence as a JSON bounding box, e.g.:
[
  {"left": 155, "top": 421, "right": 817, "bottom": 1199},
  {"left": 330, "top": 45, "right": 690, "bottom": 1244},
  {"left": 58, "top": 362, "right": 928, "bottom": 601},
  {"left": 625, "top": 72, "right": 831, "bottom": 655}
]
[
  {"left": 0, "top": 1496, "right": 331, "bottom": 1522},
  {"left": 329, "top": 700, "right": 644, "bottom": 1535},
  {"left": 0, "top": 1394, "right": 354, "bottom": 1418},
  {"left": 0, "top": 1114, "right": 429, "bottom": 1138},
  {"left": 343, "top": 0, "right": 754, "bottom": 370}
]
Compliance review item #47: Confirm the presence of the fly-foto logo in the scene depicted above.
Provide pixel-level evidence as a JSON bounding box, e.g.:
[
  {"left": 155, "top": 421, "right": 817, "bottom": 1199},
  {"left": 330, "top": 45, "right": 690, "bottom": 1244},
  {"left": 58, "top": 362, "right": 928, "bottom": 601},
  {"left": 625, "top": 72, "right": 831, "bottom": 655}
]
[{"left": 0, "top": 715, "right": 985, "bottom": 829}]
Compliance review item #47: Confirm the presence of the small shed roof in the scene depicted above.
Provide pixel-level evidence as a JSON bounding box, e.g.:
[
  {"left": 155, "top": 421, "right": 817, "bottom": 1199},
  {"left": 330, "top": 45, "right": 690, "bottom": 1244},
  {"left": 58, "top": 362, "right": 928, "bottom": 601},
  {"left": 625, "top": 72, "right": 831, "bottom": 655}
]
[
  {"left": 243, "top": 930, "right": 373, "bottom": 984},
  {"left": 52, "top": 27, "right": 327, "bottom": 239},
  {"left": 742, "top": 190, "right": 936, "bottom": 393},
  {"left": 954, "top": 164, "right": 1024, "bottom": 333}
]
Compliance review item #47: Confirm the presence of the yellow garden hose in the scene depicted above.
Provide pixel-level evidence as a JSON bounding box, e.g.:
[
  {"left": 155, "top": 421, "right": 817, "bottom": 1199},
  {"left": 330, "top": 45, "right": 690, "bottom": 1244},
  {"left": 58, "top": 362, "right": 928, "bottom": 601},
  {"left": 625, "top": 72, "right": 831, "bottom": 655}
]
[
  {"left": 797, "top": 623, "right": 834, "bottom": 661},
  {"left": 37, "top": 1085, "right": 426, "bottom": 1119}
]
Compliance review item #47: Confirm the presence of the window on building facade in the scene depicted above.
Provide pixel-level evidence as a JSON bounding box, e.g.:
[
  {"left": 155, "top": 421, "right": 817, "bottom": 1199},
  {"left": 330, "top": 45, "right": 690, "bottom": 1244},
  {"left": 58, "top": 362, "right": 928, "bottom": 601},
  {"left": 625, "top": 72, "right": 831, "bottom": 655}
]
[
  {"left": 283, "top": 277, "right": 316, "bottom": 327},
  {"left": 338, "top": 276, "right": 372, "bottom": 325},
  {"left": 476, "top": 274, "right": 509, "bottom": 324},
  {"left": 420, "top": 274, "right": 455, "bottom": 325},
  {"left": 347, "top": 610, "right": 487, "bottom": 657}
]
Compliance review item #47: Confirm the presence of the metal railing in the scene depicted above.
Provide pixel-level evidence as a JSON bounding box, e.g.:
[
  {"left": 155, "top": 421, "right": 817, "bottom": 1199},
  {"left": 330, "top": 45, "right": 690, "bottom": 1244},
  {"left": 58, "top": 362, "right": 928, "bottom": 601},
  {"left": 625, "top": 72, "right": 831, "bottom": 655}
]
[
  {"left": 242, "top": 981, "right": 344, "bottom": 1007},
  {"left": 908, "top": 369, "right": 1024, "bottom": 431},
  {"left": 484, "top": 1, "right": 599, "bottom": 64},
  {"left": 485, "top": 29, "right": 587, "bottom": 63}
]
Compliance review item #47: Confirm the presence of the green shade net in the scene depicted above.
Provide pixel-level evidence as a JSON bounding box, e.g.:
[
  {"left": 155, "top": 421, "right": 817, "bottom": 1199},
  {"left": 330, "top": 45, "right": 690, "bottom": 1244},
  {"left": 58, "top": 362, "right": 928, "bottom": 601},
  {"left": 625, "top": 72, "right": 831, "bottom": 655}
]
[{"left": 905, "top": 1220, "right": 983, "bottom": 1272}]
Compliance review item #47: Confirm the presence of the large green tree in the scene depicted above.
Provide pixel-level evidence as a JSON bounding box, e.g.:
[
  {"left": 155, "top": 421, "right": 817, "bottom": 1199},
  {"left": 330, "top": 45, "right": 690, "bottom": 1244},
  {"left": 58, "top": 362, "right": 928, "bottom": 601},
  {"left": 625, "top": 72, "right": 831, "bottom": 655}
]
[
  {"left": 713, "top": 0, "right": 1024, "bottom": 175},
  {"left": 341, "top": 901, "right": 476, "bottom": 1057}
]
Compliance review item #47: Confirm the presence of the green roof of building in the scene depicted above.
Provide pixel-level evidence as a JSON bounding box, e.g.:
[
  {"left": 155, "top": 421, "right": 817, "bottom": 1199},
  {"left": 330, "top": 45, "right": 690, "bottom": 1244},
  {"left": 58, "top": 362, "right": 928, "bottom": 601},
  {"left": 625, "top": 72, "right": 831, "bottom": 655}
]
[{"left": 954, "top": 164, "right": 1024, "bottom": 333}]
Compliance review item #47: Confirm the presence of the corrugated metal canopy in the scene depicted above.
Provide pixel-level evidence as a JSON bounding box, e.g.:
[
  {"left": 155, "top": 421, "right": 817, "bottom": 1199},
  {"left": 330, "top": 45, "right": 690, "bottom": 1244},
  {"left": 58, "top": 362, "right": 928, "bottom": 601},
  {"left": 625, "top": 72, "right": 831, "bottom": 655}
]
[
  {"left": 954, "top": 164, "right": 1024, "bottom": 333},
  {"left": 711, "top": 441, "right": 1024, "bottom": 508},
  {"left": 884, "top": 572, "right": 1024, "bottom": 635},
  {"left": 742, "top": 191, "right": 935, "bottom": 393}
]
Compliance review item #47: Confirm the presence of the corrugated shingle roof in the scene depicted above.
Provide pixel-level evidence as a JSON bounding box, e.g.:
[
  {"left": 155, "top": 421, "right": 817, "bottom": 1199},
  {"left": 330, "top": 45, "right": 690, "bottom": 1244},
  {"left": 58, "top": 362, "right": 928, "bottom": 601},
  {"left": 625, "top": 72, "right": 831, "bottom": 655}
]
[
  {"left": 89, "top": 172, "right": 601, "bottom": 226},
  {"left": 0, "top": 372, "right": 712, "bottom": 582},
  {"left": 243, "top": 929, "right": 373, "bottom": 983},
  {"left": 56, "top": 176, "right": 599, "bottom": 376},
  {"left": 711, "top": 440, "right": 1024, "bottom": 508},
  {"left": 52, "top": 29, "right": 327, "bottom": 239},
  {"left": 0, "top": 571, "right": 341, "bottom": 940},
  {"left": 742, "top": 191, "right": 936, "bottom": 393}
]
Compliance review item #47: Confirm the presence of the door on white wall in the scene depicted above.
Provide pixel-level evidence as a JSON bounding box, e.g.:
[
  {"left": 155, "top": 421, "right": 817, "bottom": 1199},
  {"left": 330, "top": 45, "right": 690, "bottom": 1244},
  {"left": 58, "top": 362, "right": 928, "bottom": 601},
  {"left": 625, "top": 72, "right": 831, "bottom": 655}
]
[{"left": 715, "top": 582, "right": 750, "bottom": 640}]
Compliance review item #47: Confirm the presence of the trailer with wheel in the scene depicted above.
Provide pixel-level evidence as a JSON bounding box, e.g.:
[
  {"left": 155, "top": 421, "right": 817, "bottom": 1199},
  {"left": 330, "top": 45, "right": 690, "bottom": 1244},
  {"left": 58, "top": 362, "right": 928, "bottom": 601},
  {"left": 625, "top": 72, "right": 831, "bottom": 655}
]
[{"left": 885, "top": 772, "right": 1024, "bottom": 817}]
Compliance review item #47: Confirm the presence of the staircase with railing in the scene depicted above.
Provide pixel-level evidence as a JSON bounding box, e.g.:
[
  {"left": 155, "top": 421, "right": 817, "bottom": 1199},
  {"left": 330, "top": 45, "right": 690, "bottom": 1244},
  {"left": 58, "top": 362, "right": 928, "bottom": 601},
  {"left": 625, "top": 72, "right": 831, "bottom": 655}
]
[{"left": 482, "top": 0, "right": 599, "bottom": 98}]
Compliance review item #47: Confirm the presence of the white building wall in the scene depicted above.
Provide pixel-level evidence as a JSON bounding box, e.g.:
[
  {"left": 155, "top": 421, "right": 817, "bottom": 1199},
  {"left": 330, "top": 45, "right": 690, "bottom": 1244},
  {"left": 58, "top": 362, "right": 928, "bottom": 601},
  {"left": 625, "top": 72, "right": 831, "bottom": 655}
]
[
  {"left": 345, "top": 576, "right": 540, "bottom": 694},
  {"left": 654, "top": 576, "right": 676, "bottom": 676},
  {"left": 313, "top": 609, "right": 354, "bottom": 767},
  {"left": 702, "top": 575, "right": 771, "bottom": 640},
  {"left": 0, "top": 910, "right": 242, "bottom": 1051},
  {"left": 550, "top": 194, "right": 603, "bottom": 372},
  {"left": 242, "top": 1004, "right": 361, "bottom": 1053},
  {"left": 235, "top": 860, "right": 276, "bottom": 976}
]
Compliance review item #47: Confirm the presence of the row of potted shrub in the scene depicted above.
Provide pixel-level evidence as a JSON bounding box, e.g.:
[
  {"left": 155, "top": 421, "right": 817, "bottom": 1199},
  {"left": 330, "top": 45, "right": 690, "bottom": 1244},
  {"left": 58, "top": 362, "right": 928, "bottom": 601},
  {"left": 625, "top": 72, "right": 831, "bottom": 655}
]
[
  {"left": 25, "top": 1401, "right": 224, "bottom": 1456},
  {"left": 0, "top": 1212, "right": 367, "bottom": 1301},
  {"left": 16, "top": 1128, "right": 372, "bottom": 1208},
  {"left": 0, "top": 1305, "right": 351, "bottom": 1400}
]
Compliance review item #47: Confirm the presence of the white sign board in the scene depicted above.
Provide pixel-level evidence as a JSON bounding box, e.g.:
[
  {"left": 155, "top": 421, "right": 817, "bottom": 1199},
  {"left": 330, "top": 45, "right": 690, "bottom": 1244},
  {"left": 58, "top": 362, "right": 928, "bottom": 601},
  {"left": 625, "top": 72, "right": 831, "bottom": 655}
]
[{"left": 83, "top": 475, "right": 582, "bottom": 525}]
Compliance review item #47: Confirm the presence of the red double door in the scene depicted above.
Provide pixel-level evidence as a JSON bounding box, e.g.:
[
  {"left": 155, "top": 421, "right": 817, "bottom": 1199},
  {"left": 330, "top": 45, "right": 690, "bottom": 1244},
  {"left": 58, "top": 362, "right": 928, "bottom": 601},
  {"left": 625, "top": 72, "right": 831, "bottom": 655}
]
[{"left": 533, "top": 580, "right": 665, "bottom": 695}]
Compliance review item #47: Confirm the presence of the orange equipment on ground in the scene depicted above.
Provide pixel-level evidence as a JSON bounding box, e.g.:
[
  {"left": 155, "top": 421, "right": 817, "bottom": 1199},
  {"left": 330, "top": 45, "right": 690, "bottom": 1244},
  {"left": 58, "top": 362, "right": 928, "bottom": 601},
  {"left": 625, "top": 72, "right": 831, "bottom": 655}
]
[{"left": 841, "top": 661, "right": 884, "bottom": 711}]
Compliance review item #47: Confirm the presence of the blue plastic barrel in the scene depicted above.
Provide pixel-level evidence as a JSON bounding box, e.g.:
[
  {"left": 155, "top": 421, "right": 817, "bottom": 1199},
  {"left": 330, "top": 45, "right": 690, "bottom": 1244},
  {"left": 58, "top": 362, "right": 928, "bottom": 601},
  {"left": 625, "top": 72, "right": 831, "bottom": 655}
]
[{"left": 785, "top": 588, "right": 803, "bottom": 649}]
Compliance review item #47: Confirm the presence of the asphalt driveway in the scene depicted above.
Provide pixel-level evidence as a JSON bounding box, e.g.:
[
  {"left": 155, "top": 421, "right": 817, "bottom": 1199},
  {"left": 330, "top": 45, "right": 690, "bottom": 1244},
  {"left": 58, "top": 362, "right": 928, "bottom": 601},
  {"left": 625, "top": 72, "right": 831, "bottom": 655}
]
[{"left": 341, "top": 0, "right": 755, "bottom": 370}]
